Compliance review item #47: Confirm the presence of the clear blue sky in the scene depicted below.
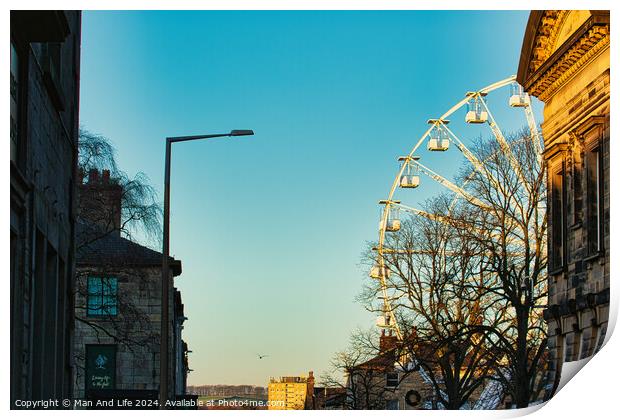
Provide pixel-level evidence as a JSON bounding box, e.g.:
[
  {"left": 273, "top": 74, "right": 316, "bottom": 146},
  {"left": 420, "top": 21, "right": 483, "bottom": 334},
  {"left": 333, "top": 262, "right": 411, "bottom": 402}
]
[{"left": 79, "top": 10, "right": 537, "bottom": 386}]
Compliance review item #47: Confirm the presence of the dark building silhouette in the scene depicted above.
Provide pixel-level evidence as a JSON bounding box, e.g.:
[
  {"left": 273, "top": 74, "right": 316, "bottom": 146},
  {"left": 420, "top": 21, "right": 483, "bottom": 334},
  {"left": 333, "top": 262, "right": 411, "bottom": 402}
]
[
  {"left": 173, "top": 290, "right": 189, "bottom": 398},
  {"left": 10, "top": 11, "right": 82, "bottom": 406},
  {"left": 78, "top": 168, "right": 123, "bottom": 234}
]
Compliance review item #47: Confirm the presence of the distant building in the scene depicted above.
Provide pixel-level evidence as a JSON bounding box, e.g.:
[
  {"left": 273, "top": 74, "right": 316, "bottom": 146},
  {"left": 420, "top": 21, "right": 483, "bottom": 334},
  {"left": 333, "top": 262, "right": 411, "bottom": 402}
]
[
  {"left": 345, "top": 331, "right": 489, "bottom": 410},
  {"left": 73, "top": 170, "right": 189, "bottom": 402},
  {"left": 345, "top": 332, "right": 433, "bottom": 410},
  {"left": 517, "top": 10, "right": 610, "bottom": 392},
  {"left": 311, "top": 386, "right": 347, "bottom": 410},
  {"left": 268, "top": 371, "right": 315, "bottom": 410},
  {"left": 10, "top": 11, "right": 82, "bottom": 407},
  {"left": 187, "top": 384, "right": 268, "bottom": 399}
]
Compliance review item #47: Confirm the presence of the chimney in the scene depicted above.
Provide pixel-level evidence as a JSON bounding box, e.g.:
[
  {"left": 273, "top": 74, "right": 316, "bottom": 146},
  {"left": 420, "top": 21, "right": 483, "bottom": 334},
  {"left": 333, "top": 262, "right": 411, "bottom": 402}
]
[
  {"left": 88, "top": 168, "right": 99, "bottom": 184},
  {"left": 306, "top": 371, "right": 315, "bottom": 410},
  {"left": 78, "top": 168, "right": 123, "bottom": 235},
  {"left": 379, "top": 329, "right": 398, "bottom": 352}
]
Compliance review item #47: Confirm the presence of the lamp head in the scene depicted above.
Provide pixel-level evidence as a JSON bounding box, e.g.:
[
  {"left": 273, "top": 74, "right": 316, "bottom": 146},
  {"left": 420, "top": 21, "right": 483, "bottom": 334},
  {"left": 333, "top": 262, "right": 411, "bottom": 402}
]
[{"left": 230, "top": 129, "right": 254, "bottom": 137}]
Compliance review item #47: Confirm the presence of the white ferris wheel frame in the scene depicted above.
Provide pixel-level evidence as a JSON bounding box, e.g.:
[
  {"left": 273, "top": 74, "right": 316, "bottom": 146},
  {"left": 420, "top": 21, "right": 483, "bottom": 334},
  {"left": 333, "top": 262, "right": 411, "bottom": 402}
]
[{"left": 374, "top": 75, "right": 543, "bottom": 341}]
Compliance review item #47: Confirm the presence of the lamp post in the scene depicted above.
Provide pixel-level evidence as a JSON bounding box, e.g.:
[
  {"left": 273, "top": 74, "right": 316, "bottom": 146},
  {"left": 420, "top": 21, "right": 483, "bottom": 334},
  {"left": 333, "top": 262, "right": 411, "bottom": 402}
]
[{"left": 160, "top": 129, "right": 254, "bottom": 407}]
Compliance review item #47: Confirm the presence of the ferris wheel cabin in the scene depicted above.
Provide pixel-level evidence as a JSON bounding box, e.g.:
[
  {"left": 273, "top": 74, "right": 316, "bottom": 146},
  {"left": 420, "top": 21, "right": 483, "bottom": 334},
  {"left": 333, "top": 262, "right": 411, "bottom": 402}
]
[
  {"left": 386, "top": 219, "right": 401, "bottom": 232},
  {"left": 427, "top": 119, "right": 450, "bottom": 151},
  {"left": 381, "top": 204, "right": 401, "bottom": 232},
  {"left": 509, "top": 83, "right": 530, "bottom": 107},
  {"left": 465, "top": 92, "right": 488, "bottom": 124},
  {"left": 380, "top": 217, "right": 401, "bottom": 232},
  {"left": 370, "top": 265, "right": 390, "bottom": 279},
  {"left": 398, "top": 156, "right": 420, "bottom": 188},
  {"left": 376, "top": 314, "right": 394, "bottom": 329}
]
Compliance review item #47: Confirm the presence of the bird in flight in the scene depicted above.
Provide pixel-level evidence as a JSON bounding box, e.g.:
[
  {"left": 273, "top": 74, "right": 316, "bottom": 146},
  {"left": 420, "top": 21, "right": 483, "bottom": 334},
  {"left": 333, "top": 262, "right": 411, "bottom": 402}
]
[{"left": 257, "top": 354, "right": 269, "bottom": 360}]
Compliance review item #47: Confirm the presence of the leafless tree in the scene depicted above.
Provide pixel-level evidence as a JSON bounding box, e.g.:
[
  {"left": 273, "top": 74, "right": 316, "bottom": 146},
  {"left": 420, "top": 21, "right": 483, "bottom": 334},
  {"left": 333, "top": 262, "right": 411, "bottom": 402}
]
[
  {"left": 77, "top": 129, "right": 162, "bottom": 248},
  {"left": 73, "top": 129, "right": 164, "bottom": 383},
  {"left": 321, "top": 329, "right": 406, "bottom": 410},
  {"left": 360, "top": 197, "right": 505, "bottom": 409},
  {"left": 356, "top": 128, "right": 550, "bottom": 409},
  {"left": 452, "top": 129, "right": 550, "bottom": 407}
]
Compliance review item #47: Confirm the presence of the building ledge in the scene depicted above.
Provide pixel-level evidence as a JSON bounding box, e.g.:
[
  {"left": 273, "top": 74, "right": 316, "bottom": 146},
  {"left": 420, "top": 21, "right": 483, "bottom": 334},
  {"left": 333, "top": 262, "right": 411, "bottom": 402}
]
[{"left": 11, "top": 11, "right": 71, "bottom": 42}]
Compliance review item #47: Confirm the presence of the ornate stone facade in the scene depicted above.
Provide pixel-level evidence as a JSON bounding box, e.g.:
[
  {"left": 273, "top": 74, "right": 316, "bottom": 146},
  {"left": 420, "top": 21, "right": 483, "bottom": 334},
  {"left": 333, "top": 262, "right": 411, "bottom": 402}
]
[{"left": 517, "top": 10, "right": 610, "bottom": 393}]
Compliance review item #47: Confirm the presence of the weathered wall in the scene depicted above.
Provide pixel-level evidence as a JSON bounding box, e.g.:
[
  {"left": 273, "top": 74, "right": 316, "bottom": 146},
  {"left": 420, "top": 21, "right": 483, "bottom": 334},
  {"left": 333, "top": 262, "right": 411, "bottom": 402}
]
[
  {"left": 73, "top": 266, "right": 181, "bottom": 399},
  {"left": 10, "top": 11, "right": 82, "bottom": 405},
  {"left": 517, "top": 10, "right": 610, "bottom": 391}
]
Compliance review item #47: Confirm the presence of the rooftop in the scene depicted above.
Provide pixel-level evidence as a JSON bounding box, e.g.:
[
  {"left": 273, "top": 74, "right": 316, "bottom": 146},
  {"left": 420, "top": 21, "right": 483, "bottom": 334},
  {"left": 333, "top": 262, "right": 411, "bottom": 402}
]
[{"left": 76, "top": 223, "right": 182, "bottom": 276}]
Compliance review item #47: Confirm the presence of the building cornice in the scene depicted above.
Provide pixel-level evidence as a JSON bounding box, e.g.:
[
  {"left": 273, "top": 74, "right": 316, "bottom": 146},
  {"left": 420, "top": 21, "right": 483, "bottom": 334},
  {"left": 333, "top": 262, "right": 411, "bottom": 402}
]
[
  {"left": 517, "top": 11, "right": 610, "bottom": 101},
  {"left": 542, "top": 140, "right": 569, "bottom": 162}
]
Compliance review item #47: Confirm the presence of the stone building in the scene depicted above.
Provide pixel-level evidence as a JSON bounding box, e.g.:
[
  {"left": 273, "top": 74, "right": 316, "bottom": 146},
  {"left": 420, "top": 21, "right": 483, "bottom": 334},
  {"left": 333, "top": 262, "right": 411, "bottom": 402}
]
[
  {"left": 345, "top": 332, "right": 435, "bottom": 410},
  {"left": 312, "top": 387, "right": 347, "bottom": 410},
  {"left": 10, "top": 11, "right": 82, "bottom": 407},
  {"left": 73, "top": 170, "right": 189, "bottom": 402},
  {"left": 516, "top": 10, "right": 610, "bottom": 392},
  {"left": 187, "top": 384, "right": 268, "bottom": 399},
  {"left": 344, "top": 331, "right": 495, "bottom": 410}
]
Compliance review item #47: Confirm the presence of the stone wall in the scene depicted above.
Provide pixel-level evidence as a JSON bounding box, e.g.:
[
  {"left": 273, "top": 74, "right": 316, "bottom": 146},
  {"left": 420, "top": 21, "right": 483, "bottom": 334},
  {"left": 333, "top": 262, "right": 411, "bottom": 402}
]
[
  {"left": 517, "top": 10, "right": 610, "bottom": 392},
  {"left": 10, "top": 11, "right": 82, "bottom": 405},
  {"left": 349, "top": 368, "right": 485, "bottom": 410},
  {"left": 73, "top": 266, "right": 180, "bottom": 399}
]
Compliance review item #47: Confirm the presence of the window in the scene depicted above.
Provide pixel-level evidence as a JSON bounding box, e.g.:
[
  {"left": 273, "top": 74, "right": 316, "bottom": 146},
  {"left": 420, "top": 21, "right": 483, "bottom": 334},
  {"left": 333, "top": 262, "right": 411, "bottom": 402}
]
[
  {"left": 35, "top": 41, "right": 64, "bottom": 110},
  {"left": 10, "top": 42, "right": 20, "bottom": 162},
  {"left": 87, "top": 276, "right": 118, "bottom": 316},
  {"left": 550, "top": 166, "right": 565, "bottom": 270},
  {"left": 586, "top": 146, "right": 602, "bottom": 255},
  {"left": 386, "top": 372, "right": 399, "bottom": 387},
  {"left": 386, "top": 399, "right": 399, "bottom": 410},
  {"left": 572, "top": 155, "right": 583, "bottom": 225}
]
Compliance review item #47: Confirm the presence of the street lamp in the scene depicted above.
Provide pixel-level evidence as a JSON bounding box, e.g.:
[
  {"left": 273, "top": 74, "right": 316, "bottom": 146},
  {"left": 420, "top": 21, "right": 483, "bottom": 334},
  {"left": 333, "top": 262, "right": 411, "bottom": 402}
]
[{"left": 160, "top": 129, "right": 254, "bottom": 407}]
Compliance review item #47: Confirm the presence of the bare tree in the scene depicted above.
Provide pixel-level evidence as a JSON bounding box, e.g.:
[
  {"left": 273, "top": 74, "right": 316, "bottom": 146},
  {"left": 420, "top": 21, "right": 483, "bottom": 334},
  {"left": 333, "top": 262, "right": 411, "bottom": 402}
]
[
  {"left": 74, "top": 129, "right": 165, "bottom": 385},
  {"left": 321, "top": 329, "right": 405, "bottom": 410},
  {"left": 77, "top": 128, "right": 162, "bottom": 248},
  {"left": 452, "top": 129, "right": 550, "bottom": 407},
  {"left": 360, "top": 197, "right": 505, "bottom": 409},
  {"left": 356, "top": 128, "right": 550, "bottom": 409}
]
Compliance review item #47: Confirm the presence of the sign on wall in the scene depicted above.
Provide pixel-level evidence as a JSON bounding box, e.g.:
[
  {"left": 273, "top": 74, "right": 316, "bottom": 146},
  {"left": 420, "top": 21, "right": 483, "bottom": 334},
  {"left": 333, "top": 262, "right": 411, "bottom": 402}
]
[{"left": 85, "top": 344, "right": 116, "bottom": 391}]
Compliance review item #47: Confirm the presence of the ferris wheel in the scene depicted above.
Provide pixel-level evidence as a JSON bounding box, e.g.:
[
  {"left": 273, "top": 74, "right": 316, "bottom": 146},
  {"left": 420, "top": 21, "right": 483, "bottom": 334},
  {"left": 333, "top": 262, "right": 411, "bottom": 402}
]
[{"left": 370, "top": 75, "right": 544, "bottom": 341}]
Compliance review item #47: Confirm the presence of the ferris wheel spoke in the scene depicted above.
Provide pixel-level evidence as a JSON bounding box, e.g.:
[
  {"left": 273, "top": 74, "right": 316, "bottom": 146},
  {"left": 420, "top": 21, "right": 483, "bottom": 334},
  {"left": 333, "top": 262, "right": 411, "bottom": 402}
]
[
  {"left": 441, "top": 123, "right": 490, "bottom": 177},
  {"left": 479, "top": 98, "right": 529, "bottom": 188},
  {"left": 410, "top": 160, "right": 490, "bottom": 209},
  {"left": 440, "top": 123, "right": 511, "bottom": 205},
  {"left": 523, "top": 102, "right": 544, "bottom": 159},
  {"left": 392, "top": 203, "right": 452, "bottom": 224},
  {"left": 393, "top": 203, "right": 525, "bottom": 247},
  {"left": 378, "top": 247, "right": 526, "bottom": 257},
  {"left": 478, "top": 75, "right": 517, "bottom": 94}
]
